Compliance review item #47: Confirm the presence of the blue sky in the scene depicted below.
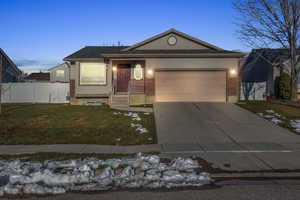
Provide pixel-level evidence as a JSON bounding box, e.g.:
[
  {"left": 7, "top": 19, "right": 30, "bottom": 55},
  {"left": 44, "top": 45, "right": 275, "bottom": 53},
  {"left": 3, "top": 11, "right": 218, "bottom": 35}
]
[{"left": 0, "top": 0, "right": 247, "bottom": 73}]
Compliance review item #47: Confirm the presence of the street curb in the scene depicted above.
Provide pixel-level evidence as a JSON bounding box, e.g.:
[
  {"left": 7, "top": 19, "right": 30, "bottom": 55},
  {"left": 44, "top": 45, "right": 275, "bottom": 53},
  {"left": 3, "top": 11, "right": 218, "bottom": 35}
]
[{"left": 211, "top": 172, "right": 300, "bottom": 180}]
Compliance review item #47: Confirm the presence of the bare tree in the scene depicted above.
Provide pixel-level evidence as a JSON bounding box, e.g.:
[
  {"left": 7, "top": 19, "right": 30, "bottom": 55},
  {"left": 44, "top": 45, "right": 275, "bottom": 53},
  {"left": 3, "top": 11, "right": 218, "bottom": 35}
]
[
  {"left": 241, "top": 82, "right": 255, "bottom": 100},
  {"left": 234, "top": 0, "right": 300, "bottom": 100}
]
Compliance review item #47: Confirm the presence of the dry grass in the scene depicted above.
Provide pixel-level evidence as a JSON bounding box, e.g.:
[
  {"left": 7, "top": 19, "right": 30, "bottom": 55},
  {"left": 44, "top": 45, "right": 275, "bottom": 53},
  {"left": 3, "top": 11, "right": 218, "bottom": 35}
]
[
  {"left": 237, "top": 101, "right": 300, "bottom": 133},
  {"left": 0, "top": 104, "right": 157, "bottom": 145},
  {"left": 237, "top": 101, "right": 300, "bottom": 119},
  {"left": 0, "top": 153, "right": 139, "bottom": 161}
]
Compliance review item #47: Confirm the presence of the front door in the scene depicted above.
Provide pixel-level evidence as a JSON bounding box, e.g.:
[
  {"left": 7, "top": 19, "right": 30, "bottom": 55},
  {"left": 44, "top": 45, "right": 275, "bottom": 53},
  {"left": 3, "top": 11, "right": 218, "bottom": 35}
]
[{"left": 117, "top": 67, "right": 131, "bottom": 93}]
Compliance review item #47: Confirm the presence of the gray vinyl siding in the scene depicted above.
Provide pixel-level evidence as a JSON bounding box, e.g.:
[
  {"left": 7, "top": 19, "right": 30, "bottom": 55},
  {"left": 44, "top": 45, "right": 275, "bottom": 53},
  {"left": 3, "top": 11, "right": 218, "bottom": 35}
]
[
  {"left": 50, "top": 63, "right": 70, "bottom": 82},
  {"left": 135, "top": 33, "right": 209, "bottom": 50},
  {"left": 145, "top": 58, "right": 239, "bottom": 71},
  {"left": 69, "top": 63, "right": 76, "bottom": 80}
]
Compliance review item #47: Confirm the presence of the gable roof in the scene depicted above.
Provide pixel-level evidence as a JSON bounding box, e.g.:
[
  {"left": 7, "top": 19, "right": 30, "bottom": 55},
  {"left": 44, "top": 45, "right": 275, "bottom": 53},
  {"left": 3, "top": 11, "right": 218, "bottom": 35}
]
[
  {"left": 122, "top": 29, "right": 224, "bottom": 51},
  {"left": 63, "top": 29, "right": 244, "bottom": 61},
  {"left": 240, "top": 48, "right": 300, "bottom": 82},
  {"left": 64, "top": 46, "right": 129, "bottom": 61},
  {"left": 0, "top": 48, "right": 22, "bottom": 74}
]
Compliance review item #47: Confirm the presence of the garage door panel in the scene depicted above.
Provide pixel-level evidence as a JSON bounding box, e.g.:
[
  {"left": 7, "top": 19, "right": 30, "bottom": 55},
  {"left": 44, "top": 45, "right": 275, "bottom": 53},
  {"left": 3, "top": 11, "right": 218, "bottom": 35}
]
[{"left": 155, "top": 71, "right": 226, "bottom": 102}]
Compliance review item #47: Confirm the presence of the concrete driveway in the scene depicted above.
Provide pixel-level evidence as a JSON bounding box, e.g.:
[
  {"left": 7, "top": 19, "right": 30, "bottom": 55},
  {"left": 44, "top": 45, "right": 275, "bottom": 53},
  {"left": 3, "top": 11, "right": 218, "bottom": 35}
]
[
  {"left": 154, "top": 102, "right": 300, "bottom": 147},
  {"left": 154, "top": 102, "right": 300, "bottom": 172}
]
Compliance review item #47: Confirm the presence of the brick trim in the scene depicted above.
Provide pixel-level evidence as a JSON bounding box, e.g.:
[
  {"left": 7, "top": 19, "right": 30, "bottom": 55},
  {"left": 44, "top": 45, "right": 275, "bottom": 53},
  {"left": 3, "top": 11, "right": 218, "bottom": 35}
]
[
  {"left": 145, "top": 78, "right": 155, "bottom": 96},
  {"left": 228, "top": 77, "right": 238, "bottom": 96}
]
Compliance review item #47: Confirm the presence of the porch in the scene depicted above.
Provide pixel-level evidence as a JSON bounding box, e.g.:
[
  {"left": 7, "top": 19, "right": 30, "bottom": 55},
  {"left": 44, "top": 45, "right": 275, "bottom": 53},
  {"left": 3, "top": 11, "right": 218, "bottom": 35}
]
[{"left": 110, "top": 60, "right": 155, "bottom": 106}]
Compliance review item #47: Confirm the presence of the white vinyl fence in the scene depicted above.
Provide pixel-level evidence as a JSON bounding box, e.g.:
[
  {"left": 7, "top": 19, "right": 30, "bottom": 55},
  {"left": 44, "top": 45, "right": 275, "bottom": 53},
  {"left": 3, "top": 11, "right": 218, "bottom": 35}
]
[
  {"left": 1, "top": 82, "right": 69, "bottom": 103},
  {"left": 240, "top": 82, "right": 267, "bottom": 101}
]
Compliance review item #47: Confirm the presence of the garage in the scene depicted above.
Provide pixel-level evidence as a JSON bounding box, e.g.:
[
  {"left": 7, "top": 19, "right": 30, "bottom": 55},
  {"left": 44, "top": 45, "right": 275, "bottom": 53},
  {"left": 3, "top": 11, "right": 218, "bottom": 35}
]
[{"left": 155, "top": 70, "right": 227, "bottom": 102}]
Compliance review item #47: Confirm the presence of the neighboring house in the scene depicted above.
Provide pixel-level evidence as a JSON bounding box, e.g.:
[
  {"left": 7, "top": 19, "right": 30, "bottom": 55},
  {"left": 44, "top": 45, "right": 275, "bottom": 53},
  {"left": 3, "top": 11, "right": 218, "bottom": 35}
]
[
  {"left": 48, "top": 63, "right": 70, "bottom": 83},
  {"left": 64, "top": 29, "right": 244, "bottom": 106},
  {"left": 240, "top": 48, "right": 299, "bottom": 100},
  {"left": 0, "top": 48, "right": 23, "bottom": 82},
  {"left": 24, "top": 72, "right": 50, "bottom": 82}
]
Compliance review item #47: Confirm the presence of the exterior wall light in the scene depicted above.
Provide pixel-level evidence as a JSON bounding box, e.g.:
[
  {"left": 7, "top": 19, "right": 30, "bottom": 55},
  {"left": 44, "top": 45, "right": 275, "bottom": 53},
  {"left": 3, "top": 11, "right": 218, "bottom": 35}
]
[
  {"left": 230, "top": 69, "right": 237, "bottom": 76},
  {"left": 112, "top": 66, "right": 117, "bottom": 72},
  {"left": 147, "top": 69, "right": 153, "bottom": 75}
]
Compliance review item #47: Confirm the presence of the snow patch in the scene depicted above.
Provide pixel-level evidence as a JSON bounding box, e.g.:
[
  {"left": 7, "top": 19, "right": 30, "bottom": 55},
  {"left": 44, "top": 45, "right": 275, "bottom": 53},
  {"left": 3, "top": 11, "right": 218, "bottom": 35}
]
[
  {"left": 271, "top": 118, "right": 283, "bottom": 124},
  {"left": 265, "top": 109, "right": 275, "bottom": 114},
  {"left": 131, "top": 123, "right": 148, "bottom": 134},
  {"left": 125, "top": 112, "right": 141, "bottom": 121},
  {"left": 256, "top": 110, "right": 284, "bottom": 125},
  {"left": 290, "top": 120, "right": 300, "bottom": 133},
  {"left": 0, "top": 153, "right": 211, "bottom": 196},
  {"left": 114, "top": 112, "right": 149, "bottom": 135}
]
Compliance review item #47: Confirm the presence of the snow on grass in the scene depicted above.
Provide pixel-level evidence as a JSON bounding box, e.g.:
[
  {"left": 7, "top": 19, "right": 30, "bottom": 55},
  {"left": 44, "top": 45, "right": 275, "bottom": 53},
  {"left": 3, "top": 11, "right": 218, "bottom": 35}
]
[
  {"left": 256, "top": 110, "right": 284, "bottom": 125},
  {"left": 131, "top": 123, "right": 148, "bottom": 134},
  {"left": 257, "top": 110, "right": 300, "bottom": 132},
  {"left": 114, "top": 112, "right": 149, "bottom": 134},
  {"left": 271, "top": 118, "right": 283, "bottom": 124},
  {"left": 265, "top": 109, "right": 275, "bottom": 114},
  {"left": 124, "top": 112, "right": 141, "bottom": 121},
  {"left": 290, "top": 120, "right": 300, "bottom": 133}
]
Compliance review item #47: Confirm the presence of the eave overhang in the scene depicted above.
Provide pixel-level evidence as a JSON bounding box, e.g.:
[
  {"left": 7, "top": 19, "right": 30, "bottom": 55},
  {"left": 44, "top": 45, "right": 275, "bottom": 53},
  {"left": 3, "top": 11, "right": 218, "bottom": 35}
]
[{"left": 101, "top": 53, "right": 245, "bottom": 59}]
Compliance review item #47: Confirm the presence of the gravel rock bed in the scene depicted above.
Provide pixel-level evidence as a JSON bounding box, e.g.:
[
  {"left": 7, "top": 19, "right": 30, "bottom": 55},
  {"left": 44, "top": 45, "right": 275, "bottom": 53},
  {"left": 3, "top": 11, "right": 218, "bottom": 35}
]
[{"left": 0, "top": 153, "right": 211, "bottom": 196}]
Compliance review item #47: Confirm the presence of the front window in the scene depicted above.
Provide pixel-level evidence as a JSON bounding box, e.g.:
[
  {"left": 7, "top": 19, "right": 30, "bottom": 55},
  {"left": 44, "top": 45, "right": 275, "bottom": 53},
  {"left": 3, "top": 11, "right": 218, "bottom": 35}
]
[
  {"left": 56, "top": 70, "right": 64, "bottom": 77},
  {"left": 80, "top": 63, "right": 107, "bottom": 85}
]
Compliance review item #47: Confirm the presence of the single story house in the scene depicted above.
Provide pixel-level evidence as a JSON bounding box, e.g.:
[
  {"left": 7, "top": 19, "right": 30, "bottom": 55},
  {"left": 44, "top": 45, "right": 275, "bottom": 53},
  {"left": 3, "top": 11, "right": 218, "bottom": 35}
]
[
  {"left": 0, "top": 48, "right": 23, "bottom": 82},
  {"left": 240, "top": 48, "right": 299, "bottom": 100},
  {"left": 48, "top": 63, "right": 70, "bottom": 83},
  {"left": 64, "top": 29, "right": 244, "bottom": 106}
]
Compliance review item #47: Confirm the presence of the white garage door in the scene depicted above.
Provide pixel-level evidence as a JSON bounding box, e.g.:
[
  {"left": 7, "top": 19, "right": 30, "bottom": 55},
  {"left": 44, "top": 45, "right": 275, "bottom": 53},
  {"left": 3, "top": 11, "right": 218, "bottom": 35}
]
[{"left": 155, "top": 70, "right": 227, "bottom": 102}]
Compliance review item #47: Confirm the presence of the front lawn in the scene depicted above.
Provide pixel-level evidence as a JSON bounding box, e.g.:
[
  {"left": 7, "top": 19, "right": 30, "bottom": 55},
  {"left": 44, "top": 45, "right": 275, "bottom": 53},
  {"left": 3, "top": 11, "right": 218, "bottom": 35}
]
[
  {"left": 0, "top": 104, "right": 157, "bottom": 145},
  {"left": 236, "top": 101, "right": 300, "bottom": 134}
]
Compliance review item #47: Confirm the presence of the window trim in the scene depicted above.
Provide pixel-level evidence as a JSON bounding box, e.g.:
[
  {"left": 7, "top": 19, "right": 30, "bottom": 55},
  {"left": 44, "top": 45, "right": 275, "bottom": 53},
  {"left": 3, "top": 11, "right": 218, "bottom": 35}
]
[{"left": 79, "top": 62, "right": 107, "bottom": 86}]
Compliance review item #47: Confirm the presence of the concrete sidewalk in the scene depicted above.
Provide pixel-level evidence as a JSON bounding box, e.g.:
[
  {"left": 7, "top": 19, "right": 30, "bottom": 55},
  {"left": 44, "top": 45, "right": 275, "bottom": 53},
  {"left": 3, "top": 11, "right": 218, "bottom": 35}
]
[
  {"left": 1, "top": 142, "right": 299, "bottom": 155},
  {"left": 0, "top": 144, "right": 162, "bottom": 155},
  {"left": 1, "top": 143, "right": 300, "bottom": 172}
]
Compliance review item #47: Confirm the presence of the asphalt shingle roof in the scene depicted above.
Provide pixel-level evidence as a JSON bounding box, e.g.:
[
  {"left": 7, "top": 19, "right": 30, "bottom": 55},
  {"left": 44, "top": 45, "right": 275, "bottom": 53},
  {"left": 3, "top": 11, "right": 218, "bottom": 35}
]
[
  {"left": 64, "top": 46, "right": 241, "bottom": 60},
  {"left": 105, "top": 49, "right": 239, "bottom": 54},
  {"left": 64, "top": 46, "right": 129, "bottom": 60}
]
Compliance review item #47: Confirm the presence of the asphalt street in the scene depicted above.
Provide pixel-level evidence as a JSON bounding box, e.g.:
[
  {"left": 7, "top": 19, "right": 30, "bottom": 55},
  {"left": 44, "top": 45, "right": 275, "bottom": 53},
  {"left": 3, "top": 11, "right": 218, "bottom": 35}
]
[{"left": 6, "top": 179, "right": 300, "bottom": 200}]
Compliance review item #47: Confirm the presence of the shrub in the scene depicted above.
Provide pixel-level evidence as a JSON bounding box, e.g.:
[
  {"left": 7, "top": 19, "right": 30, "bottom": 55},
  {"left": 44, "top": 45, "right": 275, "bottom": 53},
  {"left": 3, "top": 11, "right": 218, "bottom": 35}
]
[{"left": 279, "top": 72, "right": 291, "bottom": 99}]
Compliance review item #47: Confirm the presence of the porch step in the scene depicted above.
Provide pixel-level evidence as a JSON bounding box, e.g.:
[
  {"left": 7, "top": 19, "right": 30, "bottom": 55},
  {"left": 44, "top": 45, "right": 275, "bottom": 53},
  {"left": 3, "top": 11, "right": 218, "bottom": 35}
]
[{"left": 111, "top": 95, "right": 129, "bottom": 106}]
